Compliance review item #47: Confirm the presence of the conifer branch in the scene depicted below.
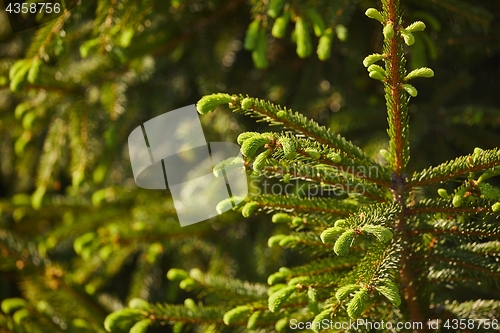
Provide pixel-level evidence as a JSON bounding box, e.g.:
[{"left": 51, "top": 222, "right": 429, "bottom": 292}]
[
  {"left": 274, "top": 232, "right": 336, "bottom": 256},
  {"left": 143, "top": 303, "right": 229, "bottom": 326},
  {"left": 411, "top": 217, "right": 500, "bottom": 240},
  {"left": 411, "top": 228, "right": 500, "bottom": 239},
  {"left": 25, "top": 10, "right": 70, "bottom": 59},
  {"left": 428, "top": 254, "right": 500, "bottom": 283},
  {"left": 0, "top": 230, "right": 108, "bottom": 323},
  {"left": 407, "top": 206, "right": 490, "bottom": 215},
  {"left": 408, "top": 149, "right": 500, "bottom": 188},
  {"left": 261, "top": 132, "right": 392, "bottom": 185},
  {"left": 198, "top": 95, "right": 374, "bottom": 163},
  {"left": 114, "top": 229, "right": 214, "bottom": 245},
  {"left": 247, "top": 194, "right": 359, "bottom": 216},
  {"left": 126, "top": 253, "right": 156, "bottom": 302},
  {"left": 170, "top": 268, "right": 269, "bottom": 302},
  {"left": 284, "top": 256, "right": 360, "bottom": 278},
  {"left": 440, "top": 299, "right": 500, "bottom": 321},
  {"left": 260, "top": 164, "right": 387, "bottom": 202}
]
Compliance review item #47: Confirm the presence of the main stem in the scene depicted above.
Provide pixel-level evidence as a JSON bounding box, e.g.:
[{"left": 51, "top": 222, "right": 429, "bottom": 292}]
[{"left": 383, "top": 0, "right": 427, "bottom": 330}]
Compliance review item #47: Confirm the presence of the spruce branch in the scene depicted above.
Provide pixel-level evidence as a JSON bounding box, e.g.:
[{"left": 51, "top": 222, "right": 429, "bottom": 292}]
[
  {"left": 245, "top": 194, "right": 359, "bottom": 216},
  {"left": 410, "top": 218, "right": 500, "bottom": 240},
  {"left": 329, "top": 202, "right": 400, "bottom": 229},
  {"left": 168, "top": 268, "right": 269, "bottom": 303},
  {"left": 427, "top": 251, "right": 500, "bottom": 287},
  {"left": 263, "top": 132, "right": 392, "bottom": 185},
  {"left": 271, "top": 231, "right": 335, "bottom": 257},
  {"left": 440, "top": 299, "right": 500, "bottom": 321},
  {"left": 408, "top": 148, "right": 500, "bottom": 188},
  {"left": 277, "top": 256, "right": 360, "bottom": 280},
  {"left": 407, "top": 197, "right": 497, "bottom": 216},
  {"left": 459, "top": 241, "right": 500, "bottom": 255},
  {"left": 197, "top": 95, "right": 374, "bottom": 163},
  {"left": 259, "top": 163, "right": 388, "bottom": 202},
  {"left": 0, "top": 230, "right": 108, "bottom": 326},
  {"left": 332, "top": 242, "right": 401, "bottom": 319},
  {"left": 25, "top": 10, "right": 70, "bottom": 59}
]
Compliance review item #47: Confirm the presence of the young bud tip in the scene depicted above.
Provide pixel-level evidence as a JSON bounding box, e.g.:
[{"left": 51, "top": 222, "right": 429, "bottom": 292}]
[
  {"left": 363, "top": 53, "right": 384, "bottom": 67},
  {"left": 365, "top": 8, "right": 384, "bottom": 23}
]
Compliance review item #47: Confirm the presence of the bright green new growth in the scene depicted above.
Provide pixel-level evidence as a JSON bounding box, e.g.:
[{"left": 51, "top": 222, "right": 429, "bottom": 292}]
[
  {"left": 346, "top": 288, "right": 369, "bottom": 319},
  {"left": 246, "top": 310, "right": 261, "bottom": 329},
  {"left": 334, "top": 219, "right": 348, "bottom": 228},
  {"left": 222, "top": 305, "right": 252, "bottom": 325},
  {"left": 244, "top": 19, "right": 262, "bottom": 51},
  {"left": 369, "top": 70, "right": 385, "bottom": 81},
  {"left": 128, "top": 298, "right": 151, "bottom": 311},
  {"left": 312, "top": 308, "right": 332, "bottom": 333},
  {"left": 327, "top": 152, "right": 341, "bottom": 163},
  {"left": 376, "top": 279, "right": 401, "bottom": 307},
  {"left": 304, "top": 8, "right": 326, "bottom": 37},
  {"left": 304, "top": 148, "right": 321, "bottom": 159},
  {"left": 240, "top": 134, "right": 272, "bottom": 157},
  {"left": 406, "top": 21, "right": 426, "bottom": 32},
  {"left": 363, "top": 53, "right": 385, "bottom": 67},
  {"left": 365, "top": 8, "right": 384, "bottom": 23},
  {"left": 267, "top": 0, "right": 285, "bottom": 18},
  {"left": 335, "top": 284, "right": 361, "bottom": 301},
  {"left": 272, "top": 213, "right": 292, "bottom": 223},
  {"left": 242, "top": 201, "right": 259, "bottom": 218},
  {"left": 383, "top": 23, "right": 394, "bottom": 39},
  {"left": 361, "top": 224, "right": 393, "bottom": 243},
  {"left": 166, "top": 268, "right": 189, "bottom": 280},
  {"left": 279, "top": 137, "right": 297, "bottom": 159},
  {"left": 268, "top": 234, "right": 287, "bottom": 247},
  {"left": 268, "top": 286, "right": 296, "bottom": 312},
  {"left": 437, "top": 188, "right": 449, "bottom": 198},
  {"left": 1, "top": 298, "right": 27, "bottom": 314},
  {"left": 253, "top": 149, "right": 271, "bottom": 172},
  {"left": 307, "top": 288, "right": 319, "bottom": 314},
  {"left": 215, "top": 197, "right": 235, "bottom": 214},
  {"left": 317, "top": 28, "right": 333, "bottom": 61},
  {"left": 333, "top": 229, "right": 355, "bottom": 256},
  {"left": 129, "top": 319, "right": 152, "bottom": 333},
  {"left": 196, "top": 93, "right": 233, "bottom": 114},
  {"left": 405, "top": 67, "right": 435, "bottom": 81},
  {"left": 402, "top": 83, "right": 418, "bottom": 97},
  {"left": 295, "top": 17, "right": 313, "bottom": 58},
  {"left": 400, "top": 29, "right": 415, "bottom": 45},
  {"left": 320, "top": 226, "right": 345, "bottom": 243},
  {"left": 104, "top": 309, "right": 144, "bottom": 332},
  {"left": 272, "top": 12, "right": 291, "bottom": 38}
]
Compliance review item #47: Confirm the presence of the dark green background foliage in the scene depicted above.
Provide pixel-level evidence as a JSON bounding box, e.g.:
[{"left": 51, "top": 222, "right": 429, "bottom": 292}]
[{"left": 0, "top": 0, "right": 499, "bottom": 332}]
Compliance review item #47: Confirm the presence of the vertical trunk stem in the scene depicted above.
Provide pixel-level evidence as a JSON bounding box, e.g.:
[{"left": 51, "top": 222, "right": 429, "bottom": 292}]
[{"left": 384, "top": 0, "right": 427, "bottom": 330}]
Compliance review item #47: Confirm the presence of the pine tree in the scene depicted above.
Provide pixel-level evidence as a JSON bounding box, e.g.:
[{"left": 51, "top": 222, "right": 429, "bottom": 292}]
[{"left": 1, "top": 0, "right": 500, "bottom": 332}]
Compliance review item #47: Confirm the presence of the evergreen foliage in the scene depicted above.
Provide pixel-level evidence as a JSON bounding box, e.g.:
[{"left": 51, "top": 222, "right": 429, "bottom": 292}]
[{"left": 1, "top": 0, "right": 500, "bottom": 332}]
